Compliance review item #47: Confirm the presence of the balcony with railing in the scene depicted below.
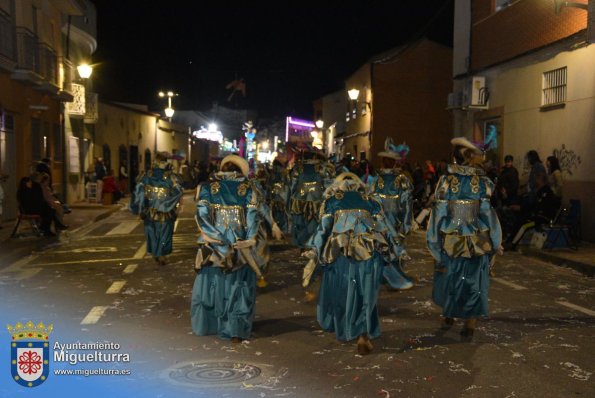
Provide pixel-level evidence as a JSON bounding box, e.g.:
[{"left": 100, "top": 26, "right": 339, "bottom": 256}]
[
  {"left": 36, "top": 43, "right": 60, "bottom": 94},
  {"left": 0, "top": 9, "right": 15, "bottom": 71},
  {"left": 11, "top": 27, "right": 42, "bottom": 84},
  {"left": 56, "top": 57, "right": 74, "bottom": 102}
]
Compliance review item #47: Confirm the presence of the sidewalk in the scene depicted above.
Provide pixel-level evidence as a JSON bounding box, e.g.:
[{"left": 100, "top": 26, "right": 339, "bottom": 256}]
[
  {"left": 520, "top": 242, "right": 595, "bottom": 277},
  {"left": 0, "top": 198, "right": 128, "bottom": 242}
]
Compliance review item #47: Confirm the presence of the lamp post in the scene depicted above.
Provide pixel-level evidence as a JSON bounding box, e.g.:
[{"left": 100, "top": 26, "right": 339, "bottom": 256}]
[
  {"left": 158, "top": 91, "right": 177, "bottom": 121},
  {"left": 347, "top": 88, "right": 359, "bottom": 120}
]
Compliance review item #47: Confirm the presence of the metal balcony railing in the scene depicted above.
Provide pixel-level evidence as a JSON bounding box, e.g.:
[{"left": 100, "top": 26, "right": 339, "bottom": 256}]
[
  {"left": 15, "top": 27, "right": 40, "bottom": 74},
  {"left": 60, "top": 56, "right": 74, "bottom": 93},
  {"left": 38, "top": 43, "right": 58, "bottom": 85},
  {"left": 0, "top": 9, "right": 15, "bottom": 61}
]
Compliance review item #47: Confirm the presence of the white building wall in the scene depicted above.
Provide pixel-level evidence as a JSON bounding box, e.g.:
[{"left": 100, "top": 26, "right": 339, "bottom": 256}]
[{"left": 484, "top": 44, "right": 595, "bottom": 240}]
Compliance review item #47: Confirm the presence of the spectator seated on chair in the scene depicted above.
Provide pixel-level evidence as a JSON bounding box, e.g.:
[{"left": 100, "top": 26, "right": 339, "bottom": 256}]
[
  {"left": 495, "top": 185, "right": 522, "bottom": 243},
  {"left": 505, "top": 173, "right": 559, "bottom": 251},
  {"left": 34, "top": 172, "right": 68, "bottom": 234},
  {"left": 15, "top": 176, "right": 53, "bottom": 236},
  {"left": 103, "top": 170, "right": 123, "bottom": 203}
]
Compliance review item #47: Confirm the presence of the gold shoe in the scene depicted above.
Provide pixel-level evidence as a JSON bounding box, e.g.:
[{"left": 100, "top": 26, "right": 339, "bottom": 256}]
[
  {"left": 461, "top": 318, "right": 477, "bottom": 339},
  {"left": 357, "top": 335, "right": 373, "bottom": 355},
  {"left": 304, "top": 291, "right": 317, "bottom": 304}
]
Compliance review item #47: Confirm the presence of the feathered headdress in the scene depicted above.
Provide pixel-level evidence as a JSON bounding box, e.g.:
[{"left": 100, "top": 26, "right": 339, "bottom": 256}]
[
  {"left": 378, "top": 138, "right": 410, "bottom": 160},
  {"left": 476, "top": 125, "right": 498, "bottom": 152}
]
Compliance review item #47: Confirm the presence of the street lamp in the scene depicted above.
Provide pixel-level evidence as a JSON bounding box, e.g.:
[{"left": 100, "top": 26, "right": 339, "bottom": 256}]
[
  {"left": 347, "top": 88, "right": 360, "bottom": 101},
  {"left": 77, "top": 63, "right": 93, "bottom": 79},
  {"left": 159, "top": 91, "right": 177, "bottom": 120}
]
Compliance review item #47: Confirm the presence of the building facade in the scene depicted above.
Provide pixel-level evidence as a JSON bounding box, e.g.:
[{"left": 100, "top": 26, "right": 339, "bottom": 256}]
[
  {"left": 0, "top": 0, "right": 95, "bottom": 219},
  {"left": 451, "top": 0, "right": 594, "bottom": 240},
  {"left": 343, "top": 38, "right": 453, "bottom": 166},
  {"left": 95, "top": 102, "right": 193, "bottom": 194}
]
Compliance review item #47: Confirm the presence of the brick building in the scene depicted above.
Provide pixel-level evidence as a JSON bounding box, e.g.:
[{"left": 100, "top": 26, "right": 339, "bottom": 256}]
[
  {"left": 451, "top": 0, "right": 595, "bottom": 240},
  {"left": 338, "top": 38, "right": 453, "bottom": 167}
]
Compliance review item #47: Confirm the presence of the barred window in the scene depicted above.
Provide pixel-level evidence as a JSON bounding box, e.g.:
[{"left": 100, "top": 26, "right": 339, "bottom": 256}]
[{"left": 542, "top": 67, "right": 567, "bottom": 107}]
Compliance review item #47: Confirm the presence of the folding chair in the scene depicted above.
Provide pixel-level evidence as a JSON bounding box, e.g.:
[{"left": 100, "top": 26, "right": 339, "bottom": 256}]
[
  {"left": 543, "top": 199, "right": 581, "bottom": 250},
  {"left": 10, "top": 212, "right": 42, "bottom": 238}
]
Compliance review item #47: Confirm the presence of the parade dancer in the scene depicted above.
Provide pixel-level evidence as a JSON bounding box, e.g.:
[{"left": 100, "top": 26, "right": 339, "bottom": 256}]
[
  {"left": 132, "top": 152, "right": 183, "bottom": 266},
  {"left": 303, "top": 172, "right": 404, "bottom": 355},
  {"left": 191, "top": 154, "right": 274, "bottom": 343},
  {"left": 270, "top": 157, "right": 290, "bottom": 233},
  {"left": 372, "top": 138, "right": 414, "bottom": 290},
  {"left": 288, "top": 146, "right": 334, "bottom": 249},
  {"left": 427, "top": 137, "right": 502, "bottom": 339}
]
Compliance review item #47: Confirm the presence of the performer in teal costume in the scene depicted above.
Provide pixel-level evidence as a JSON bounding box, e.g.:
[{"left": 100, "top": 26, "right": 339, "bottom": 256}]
[
  {"left": 427, "top": 137, "right": 502, "bottom": 338},
  {"left": 288, "top": 149, "right": 334, "bottom": 248},
  {"left": 132, "top": 152, "right": 183, "bottom": 265},
  {"left": 303, "top": 172, "right": 403, "bottom": 355},
  {"left": 372, "top": 138, "right": 414, "bottom": 290},
  {"left": 270, "top": 157, "right": 290, "bottom": 233},
  {"left": 191, "top": 154, "right": 273, "bottom": 342}
]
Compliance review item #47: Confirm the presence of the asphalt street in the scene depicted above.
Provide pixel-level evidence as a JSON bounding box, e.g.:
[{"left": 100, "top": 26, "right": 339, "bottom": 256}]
[{"left": 1, "top": 194, "right": 593, "bottom": 398}]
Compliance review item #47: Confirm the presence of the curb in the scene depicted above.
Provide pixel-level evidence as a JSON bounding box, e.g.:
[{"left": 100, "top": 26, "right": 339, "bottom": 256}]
[{"left": 521, "top": 248, "right": 595, "bottom": 277}]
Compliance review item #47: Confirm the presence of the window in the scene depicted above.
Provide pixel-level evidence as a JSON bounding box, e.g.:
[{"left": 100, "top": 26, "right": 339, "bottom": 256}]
[{"left": 542, "top": 67, "right": 567, "bottom": 107}]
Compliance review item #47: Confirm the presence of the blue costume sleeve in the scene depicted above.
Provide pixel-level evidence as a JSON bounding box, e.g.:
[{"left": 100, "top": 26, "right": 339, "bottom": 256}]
[
  {"left": 479, "top": 178, "right": 502, "bottom": 252},
  {"left": 305, "top": 200, "right": 334, "bottom": 260},
  {"left": 426, "top": 200, "right": 447, "bottom": 261},
  {"left": 245, "top": 187, "right": 262, "bottom": 241},
  {"left": 400, "top": 182, "right": 413, "bottom": 236},
  {"left": 130, "top": 178, "right": 144, "bottom": 215},
  {"left": 374, "top": 204, "right": 405, "bottom": 260},
  {"left": 426, "top": 175, "right": 448, "bottom": 262},
  {"left": 196, "top": 185, "right": 227, "bottom": 244}
]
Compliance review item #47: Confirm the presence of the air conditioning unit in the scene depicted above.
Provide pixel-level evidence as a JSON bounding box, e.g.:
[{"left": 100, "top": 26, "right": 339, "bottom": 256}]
[{"left": 463, "top": 76, "right": 490, "bottom": 109}]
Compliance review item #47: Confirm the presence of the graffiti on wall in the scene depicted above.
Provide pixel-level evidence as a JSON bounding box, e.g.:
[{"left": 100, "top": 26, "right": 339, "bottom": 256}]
[{"left": 553, "top": 144, "right": 582, "bottom": 176}]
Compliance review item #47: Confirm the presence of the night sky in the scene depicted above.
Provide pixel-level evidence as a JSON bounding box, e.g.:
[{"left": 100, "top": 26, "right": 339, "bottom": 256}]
[{"left": 91, "top": 1, "right": 454, "bottom": 119}]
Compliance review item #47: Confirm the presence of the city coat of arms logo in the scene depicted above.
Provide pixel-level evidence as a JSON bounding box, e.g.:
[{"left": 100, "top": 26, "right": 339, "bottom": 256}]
[{"left": 7, "top": 321, "right": 53, "bottom": 387}]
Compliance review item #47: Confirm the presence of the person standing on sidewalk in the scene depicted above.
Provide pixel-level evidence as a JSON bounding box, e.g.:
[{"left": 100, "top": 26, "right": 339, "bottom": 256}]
[
  {"left": 191, "top": 154, "right": 272, "bottom": 343},
  {"left": 95, "top": 157, "right": 107, "bottom": 204},
  {"left": 131, "top": 152, "right": 183, "bottom": 266},
  {"left": 427, "top": 137, "right": 502, "bottom": 339},
  {"left": 371, "top": 138, "right": 413, "bottom": 290}
]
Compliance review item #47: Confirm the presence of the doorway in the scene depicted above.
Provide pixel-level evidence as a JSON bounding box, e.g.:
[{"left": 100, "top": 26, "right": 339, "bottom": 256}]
[{"left": 0, "top": 113, "right": 16, "bottom": 220}]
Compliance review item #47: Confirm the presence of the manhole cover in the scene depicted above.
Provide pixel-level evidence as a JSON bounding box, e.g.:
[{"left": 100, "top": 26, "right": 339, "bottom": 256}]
[{"left": 165, "top": 362, "right": 262, "bottom": 387}]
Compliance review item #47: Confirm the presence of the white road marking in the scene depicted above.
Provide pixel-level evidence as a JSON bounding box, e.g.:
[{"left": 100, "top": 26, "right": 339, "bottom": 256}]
[
  {"left": 15, "top": 268, "right": 42, "bottom": 280},
  {"left": 105, "top": 280, "right": 127, "bottom": 294},
  {"left": 491, "top": 277, "right": 528, "bottom": 290},
  {"left": 133, "top": 242, "right": 147, "bottom": 259},
  {"left": 106, "top": 220, "right": 140, "bottom": 236},
  {"left": 123, "top": 264, "right": 138, "bottom": 274},
  {"left": 556, "top": 301, "right": 595, "bottom": 317},
  {"left": 1, "top": 254, "right": 39, "bottom": 274},
  {"left": 80, "top": 306, "right": 109, "bottom": 325},
  {"left": 23, "top": 257, "right": 138, "bottom": 266}
]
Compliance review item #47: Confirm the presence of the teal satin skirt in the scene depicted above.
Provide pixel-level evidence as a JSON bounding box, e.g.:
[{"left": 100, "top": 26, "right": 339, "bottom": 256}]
[
  {"left": 432, "top": 254, "right": 490, "bottom": 319},
  {"left": 144, "top": 219, "right": 174, "bottom": 256},
  {"left": 191, "top": 266, "right": 256, "bottom": 340},
  {"left": 317, "top": 254, "right": 384, "bottom": 342}
]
